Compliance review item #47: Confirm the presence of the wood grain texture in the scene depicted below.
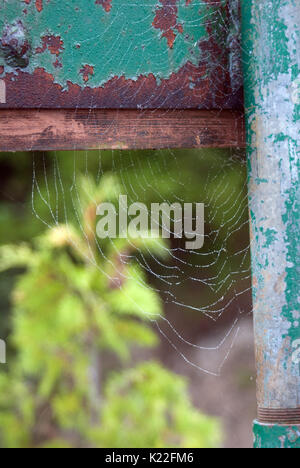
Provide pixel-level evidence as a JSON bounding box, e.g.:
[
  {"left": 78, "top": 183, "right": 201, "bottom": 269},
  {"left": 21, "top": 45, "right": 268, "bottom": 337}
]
[{"left": 0, "top": 109, "right": 245, "bottom": 152}]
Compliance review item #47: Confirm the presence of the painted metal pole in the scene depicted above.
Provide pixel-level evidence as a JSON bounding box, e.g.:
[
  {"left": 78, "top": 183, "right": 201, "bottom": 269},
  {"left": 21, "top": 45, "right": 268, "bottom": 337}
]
[{"left": 241, "top": 0, "right": 300, "bottom": 448}]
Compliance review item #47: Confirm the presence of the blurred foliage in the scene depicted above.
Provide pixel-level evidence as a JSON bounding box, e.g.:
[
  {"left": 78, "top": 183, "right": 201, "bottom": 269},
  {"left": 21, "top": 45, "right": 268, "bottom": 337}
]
[
  {"left": 0, "top": 173, "right": 221, "bottom": 448},
  {"left": 92, "top": 362, "right": 220, "bottom": 449}
]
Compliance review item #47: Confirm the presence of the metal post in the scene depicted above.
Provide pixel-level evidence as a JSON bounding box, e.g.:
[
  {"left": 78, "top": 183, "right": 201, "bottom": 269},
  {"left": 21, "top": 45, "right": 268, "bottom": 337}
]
[{"left": 241, "top": 0, "right": 300, "bottom": 448}]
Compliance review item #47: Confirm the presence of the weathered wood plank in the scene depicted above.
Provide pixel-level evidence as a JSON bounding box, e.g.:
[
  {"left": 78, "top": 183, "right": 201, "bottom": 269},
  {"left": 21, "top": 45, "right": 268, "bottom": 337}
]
[{"left": 0, "top": 109, "right": 245, "bottom": 152}]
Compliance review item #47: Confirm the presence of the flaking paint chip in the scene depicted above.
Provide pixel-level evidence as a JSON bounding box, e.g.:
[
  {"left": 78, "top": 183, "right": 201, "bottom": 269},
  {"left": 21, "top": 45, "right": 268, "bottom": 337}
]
[{"left": 0, "top": 80, "right": 6, "bottom": 104}]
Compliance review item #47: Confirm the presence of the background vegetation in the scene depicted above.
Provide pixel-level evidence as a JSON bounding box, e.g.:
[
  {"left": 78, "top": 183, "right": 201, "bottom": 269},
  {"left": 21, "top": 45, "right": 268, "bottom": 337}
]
[{"left": 0, "top": 148, "right": 250, "bottom": 448}]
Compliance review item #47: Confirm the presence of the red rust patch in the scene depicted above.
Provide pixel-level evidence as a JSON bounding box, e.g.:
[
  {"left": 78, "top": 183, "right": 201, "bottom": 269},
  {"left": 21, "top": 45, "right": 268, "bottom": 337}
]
[
  {"left": 53, "top": 59, "right": 62, "bottom": 69},
  {"left": 36, "top": 35, "right": 64, "bottom": 56},
  {"left": 95, "top": 0, "right": 112, "bottom": 13},
  {"left": 2, "top": 60, "right": 242, "bottom": 110},
  {"left": 176, "top": 24, "right": 184, "bottom": 34},
  {"left": 35, "top": 0, "right": 43, "bottom": 12},
  {"left": 152, "top": 0, "right": 184, "bottom": 49},
  {"left": 80, "top": 65, "right": 95, "bottom": 83}
]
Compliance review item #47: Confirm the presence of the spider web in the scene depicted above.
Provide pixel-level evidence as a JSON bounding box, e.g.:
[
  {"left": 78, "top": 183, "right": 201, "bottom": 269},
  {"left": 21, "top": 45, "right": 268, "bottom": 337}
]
[
  {"left": 31, "top": 146, "right": 251, "bottom": 377},
  {"left": 1, "top": 0, "right": 251, "bottom": 376}
]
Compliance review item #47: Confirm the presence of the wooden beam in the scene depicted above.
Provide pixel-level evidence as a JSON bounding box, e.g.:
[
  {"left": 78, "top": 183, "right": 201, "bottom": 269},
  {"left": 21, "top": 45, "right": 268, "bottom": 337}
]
[{"left": 0, "top": 109, "right": 245, "bottom": 152}]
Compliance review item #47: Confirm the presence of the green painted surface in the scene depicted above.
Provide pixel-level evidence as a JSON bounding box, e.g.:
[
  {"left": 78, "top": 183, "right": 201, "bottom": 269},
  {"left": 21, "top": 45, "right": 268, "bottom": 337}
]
[
  {"left": 0, "top": 0, "right": 242, "bottom": 109},
  {"left": 0, "top": 0, "right": 215, "bottom": 86},
  {"left": 242, "top": 0, "right": 300, "bottom": 448},
  {"left": 253, "top": 421, "right": 300, "bottom": 449}
]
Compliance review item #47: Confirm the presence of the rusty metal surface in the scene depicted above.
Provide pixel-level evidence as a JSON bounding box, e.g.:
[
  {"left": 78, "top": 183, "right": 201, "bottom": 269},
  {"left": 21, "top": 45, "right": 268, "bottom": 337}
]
[
  {"left": 242, "top": 0, "right": 300, "bottom": 428},
  {"left": 258, "top": 408, "right": 300, "bottom": 425},
  {"left": 0, "top": 0, "right": 242, "bottom": 109}
]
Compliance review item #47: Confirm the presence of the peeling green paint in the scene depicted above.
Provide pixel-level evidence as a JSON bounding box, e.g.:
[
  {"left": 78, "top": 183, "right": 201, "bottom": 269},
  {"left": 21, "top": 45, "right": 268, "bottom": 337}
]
[
  {"left": 0, "top": 0, "right": 216, "bottom": 86},
  {"left": 242, "top": 0, "right": 300, "bottom": 448},
  {"left": 261, "top": 228, "right": 277, "bottom": 250},
  {"left": 254, "top": 421, "right": 300, "bottom": 449},
  {"left": 0, "top": 0, "right": 242, "bottom": 109}
]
